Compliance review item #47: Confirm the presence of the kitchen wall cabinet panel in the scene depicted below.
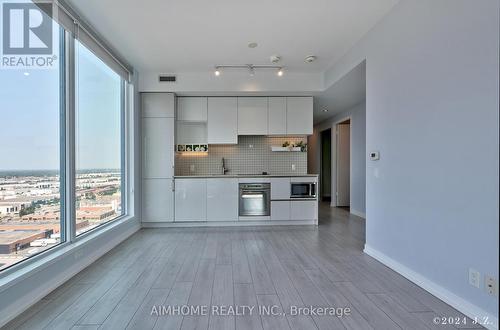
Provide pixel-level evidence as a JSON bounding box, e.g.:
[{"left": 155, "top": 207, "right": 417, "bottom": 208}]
[
  {"left": 207, "top": 178, "right": 238, "bottom": 221},
  {"left": 207, "top": 97, "right": 238, "bottom": 144},
  {"left": 268, "top": 97, "right": 287, "bottom": 135},
  {"left": 142, "top": 92, "right": 175, "bottom": 118},
  {"left": 175, "top": 179, "right": 207, "bottom": 221},
  {"left": 142, "top": 117, "right": 174, "bottom": 179},
  {"left": 286, "top": 97, "right": 313, "bottom": 135},
  {"left": 177, "top": 97, "right": 207, "bottom": 121},
  {"left": 237, "top": 97, "right": 268, "bottom": 135}
]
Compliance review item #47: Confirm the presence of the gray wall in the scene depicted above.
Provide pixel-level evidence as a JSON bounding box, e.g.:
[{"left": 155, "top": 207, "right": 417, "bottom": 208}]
[
  {"left": 309, "top": 101, "right": 366, "bottom": 216},
  {"left": 324, "top": 0, "right": 499, "bottom": 320}
]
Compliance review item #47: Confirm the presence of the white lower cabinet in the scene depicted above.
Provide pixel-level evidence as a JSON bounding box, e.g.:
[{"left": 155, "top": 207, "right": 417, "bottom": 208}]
[
  {"left": 175, "top": 179, "right": 207, "bottom": 221},
  {"left": 290, "top": 201, "right": 318, "bottom": 220},
  {"left": 271, "top": 201, "right": 290, "bottom": 221},
  {"left": 207, "top": 178, "right": 238, "bottom": 221},
  {"left": 270, "top": 178, "right": 291, "bottom": 200},
  {"left": 142, "top": 179, "right": 174, "bottom": 222}
]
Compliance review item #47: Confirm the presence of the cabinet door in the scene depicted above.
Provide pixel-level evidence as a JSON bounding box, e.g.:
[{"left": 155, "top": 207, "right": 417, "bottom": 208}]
[
  {"left": 177, "top": 97, "right": 207, "bottom": 121},
  {"left": 268, "top": 97, "right": 287, "bottom": 135},
  {"left": 207, "top": 178, "right": 238, "bottom": 221},
  {"left": 142, "top": 179, "right": 174, "bottom": 222},
  {"left": 141, "top": 93, "right": 175, "bottom": 118},
  {"left": 290, "top": 201, "right": 317, "bottom": 220},
  {"left": 175, "top": 179, "right": 207, "bottom": 221},
  {"left": 207, "top": 97, "right": 238, "bottom": 144},
  {"left": 237, "top": 97, "right": 268, "bottom": 135},
  {"left": 142, "top": 117, "right": 174, "bottom": 178},
  {"left": 271, "top": 201, "right": 290, "bottom": 221},
  {"left": 286, "top": 97, "right": 313, "bottom": 135},
  {"left": 270, "top": 178, "right": 290, "bottom": 200}
]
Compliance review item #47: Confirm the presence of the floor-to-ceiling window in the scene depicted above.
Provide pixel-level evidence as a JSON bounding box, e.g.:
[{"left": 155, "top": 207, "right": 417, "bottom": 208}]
[
  {"left": 0, "top": 4, "right": 65, "bottom": 271},
  {"left": 75, "top": 42, "right": 124, "bottom": 236},
  {"left": 0, "top": 0, "right": 131, "bottom": 272}
]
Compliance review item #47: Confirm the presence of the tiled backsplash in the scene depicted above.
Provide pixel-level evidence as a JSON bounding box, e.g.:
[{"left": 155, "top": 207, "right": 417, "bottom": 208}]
[{"left": 175, "top": 136, "right": 307, "bottom": 176}]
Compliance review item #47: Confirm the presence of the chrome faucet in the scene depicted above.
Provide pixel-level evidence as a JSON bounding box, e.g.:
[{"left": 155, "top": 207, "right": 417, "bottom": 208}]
[{"left": 222, "top": 157, "right": 228, "bottom": 175}]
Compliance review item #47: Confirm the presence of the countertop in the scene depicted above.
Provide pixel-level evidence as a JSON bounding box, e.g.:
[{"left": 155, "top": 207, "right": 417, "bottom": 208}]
[{"left": 174, "top": 174, "right": 318, "bottom": 178}]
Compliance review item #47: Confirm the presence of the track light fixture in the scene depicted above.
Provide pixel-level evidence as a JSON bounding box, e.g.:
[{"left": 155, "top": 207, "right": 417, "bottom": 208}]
[{"left": 214, "top": 64, "right": 285, "bottom": 77}]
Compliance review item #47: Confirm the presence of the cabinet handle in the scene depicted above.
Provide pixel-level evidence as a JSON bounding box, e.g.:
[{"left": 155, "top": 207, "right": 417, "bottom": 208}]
[{"left": 171, "top": 180, "right": 175, "bottom": 192}]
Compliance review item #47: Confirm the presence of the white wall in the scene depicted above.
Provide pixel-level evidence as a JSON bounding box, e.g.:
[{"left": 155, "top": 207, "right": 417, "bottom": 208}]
[
  {"left": 324, "top": 0, "right": 499, "bottom": 324},
  {"left": 309, "top": 101, "right": 366, "bottom": 216}
]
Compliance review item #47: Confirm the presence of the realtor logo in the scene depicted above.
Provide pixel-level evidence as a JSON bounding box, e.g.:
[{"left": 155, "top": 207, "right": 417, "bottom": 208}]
[{"left": 2, "top": 2, "right": 52, "bottom": 54}]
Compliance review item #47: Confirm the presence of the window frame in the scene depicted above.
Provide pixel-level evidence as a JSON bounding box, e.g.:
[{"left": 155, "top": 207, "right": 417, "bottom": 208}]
[{"left": 0, "top": 13, "right": 133, "bottom": 275}]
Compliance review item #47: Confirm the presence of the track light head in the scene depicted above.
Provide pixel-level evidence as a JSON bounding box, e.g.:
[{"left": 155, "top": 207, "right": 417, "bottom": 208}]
[
  {"left": 214, "top": 67, "right": 221, "bottom": 76},
  {"left": 277, "top": 68, "right": 284, "bottom": 76}
]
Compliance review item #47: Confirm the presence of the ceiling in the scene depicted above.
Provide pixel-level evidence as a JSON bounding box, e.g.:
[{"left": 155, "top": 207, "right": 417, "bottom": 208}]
[
  {"left": 313, "top": 61, "right": 365, "bottom": 124},
  {"left": 66, "top": 0, "right": 397, "bottom": 75}
]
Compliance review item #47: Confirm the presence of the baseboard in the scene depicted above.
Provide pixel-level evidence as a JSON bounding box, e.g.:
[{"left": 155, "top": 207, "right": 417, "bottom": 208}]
[
  {"left": 364, "top": 245, "right": 498, "bottom": 330},
  {"left": 142, "top": 220, "right": 318, "bottom": 228},
  {"left": 350, "top": 209, "right": 366, "bottom": 218},
  {"left": 0, "top": 218, "right": 141, "bottom": 328}
]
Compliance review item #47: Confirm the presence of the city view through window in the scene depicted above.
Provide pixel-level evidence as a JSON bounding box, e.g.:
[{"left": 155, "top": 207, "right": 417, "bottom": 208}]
[{"left": 0, "top": 27, "right": 124, "bottom": 271}]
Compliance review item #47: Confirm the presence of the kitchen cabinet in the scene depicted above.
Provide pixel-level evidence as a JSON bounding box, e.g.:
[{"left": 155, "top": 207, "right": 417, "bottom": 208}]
[
  {"left": 268, "top": 97, "right": 287, "bottom": 135},
  {"left": 270, "top": 178, "right": 290, "bottom": 200},
  {"left": 177, "top": 97, "right": 207, "bottom": 121},
  {"left": 142, "top": 117, "right": 174, "bottom": 178},
  {"left": 207, "top": 178, "right": 238, "bottom": 221},
  {"left": 141, "top": 92, "right": 176, "bottom": 223},
  {"left": 237, "top": 97, "right": 268, "bottom": 135},
  {"left": 290, "top": 200, "right": 317, "bottom": 220},
  {"left": 286, "top": 97, "right": 313, "bottom": 135},
  {"left": 175, "top": 179, "right": 207, "bottom": 221},
  {"left": 207, "top": 97, "right": 238, "bottom": 144},
  {"left": 142, "top": 179, "right": 174, "bottom": 222},
  {"left": 271, "top": 201, "right": 290, "bottom": 221},
  {"left": 142, "top": 92, "right": 175, "bottom": 118}
]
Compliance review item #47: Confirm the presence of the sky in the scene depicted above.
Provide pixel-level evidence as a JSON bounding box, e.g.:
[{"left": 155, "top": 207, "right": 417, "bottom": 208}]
[{"left": 0, "top": 6, "right": 122, "bottom": 171}]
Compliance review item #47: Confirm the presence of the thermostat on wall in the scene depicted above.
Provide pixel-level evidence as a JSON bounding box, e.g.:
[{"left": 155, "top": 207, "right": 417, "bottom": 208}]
[{"left": 370, "top": 151, "right": 380, "bottom": 161}]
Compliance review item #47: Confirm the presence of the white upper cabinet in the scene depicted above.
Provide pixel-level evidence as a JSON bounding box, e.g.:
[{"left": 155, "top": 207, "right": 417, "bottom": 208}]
[
  {"left": 142, "top": 92, "right": 175, "bottom": 118},
  {"left": 286, "top": 97, "right": 313, "bottom": 135},
  {"left": 207, "top": 97, "right": 238, "bottom": 144},
  {"left": 268, "top": 97, "right": 287, "bottom": 135},
  {"left": 237, "top": 97, "right": 268, "bottom": 135},
  {"left": 177, "top": 97, "right": 207, "bottom": 121}
]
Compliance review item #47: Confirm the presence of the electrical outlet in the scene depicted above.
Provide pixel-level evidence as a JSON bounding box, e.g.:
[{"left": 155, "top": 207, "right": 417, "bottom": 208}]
[
  {"left": 291, "top": 164, "right": 296, "bottom": 171},
  {"left": 485, "top": 275, "right": 498, "bottom": 296},
  {"left": 190, "top": 164, "right": 195, "bottom": 172},
  {"left": 469, "top": 268, "right": 480, "bottom": 288}
]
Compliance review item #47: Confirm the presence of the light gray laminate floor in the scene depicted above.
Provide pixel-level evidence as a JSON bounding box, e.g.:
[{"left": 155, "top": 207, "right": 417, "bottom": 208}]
[{"left": 4, "top": 203, "right": 484, "bottom": 330}]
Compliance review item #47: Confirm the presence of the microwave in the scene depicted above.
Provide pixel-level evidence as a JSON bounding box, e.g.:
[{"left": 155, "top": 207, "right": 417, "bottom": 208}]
[{"left": 290, "top": 182, "right": 317, "bottom": 199}]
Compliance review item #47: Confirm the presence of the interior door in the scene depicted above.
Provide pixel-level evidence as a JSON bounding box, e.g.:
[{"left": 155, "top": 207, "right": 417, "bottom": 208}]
[{"left": 336, "top": 123, "right": 350, "bottom": 206}]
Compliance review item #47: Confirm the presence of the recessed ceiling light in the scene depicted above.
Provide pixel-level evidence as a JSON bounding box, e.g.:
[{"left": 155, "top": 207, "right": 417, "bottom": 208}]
[
  {"left": 248, "top": 42, "right": 258, "bottom": 48},
  {"left": 214, "top": 67, "right": 221, "bottom": 76},
  {"left": 23, "top": 72, "right": 30, "bottom": 76},
  {"left": 277, "top": 68, "right": 284, "bottom": 76},
  {"left": 305, "top": 55, "right": 317, "bottom": 63}
]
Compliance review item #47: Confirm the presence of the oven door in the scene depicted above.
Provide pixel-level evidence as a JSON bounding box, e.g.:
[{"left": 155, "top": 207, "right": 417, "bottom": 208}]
[{"left": 239, "top": 184, "right": 271, "bottom": 216}]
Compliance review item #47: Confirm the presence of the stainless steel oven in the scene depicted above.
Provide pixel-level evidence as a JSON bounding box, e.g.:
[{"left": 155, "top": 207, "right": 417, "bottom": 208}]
[
  {"left": 239, "top": 183, "right": 271, "bottom": 216},
  {"left": 290, "top": 182, "right": 317, "bottom": 199}
]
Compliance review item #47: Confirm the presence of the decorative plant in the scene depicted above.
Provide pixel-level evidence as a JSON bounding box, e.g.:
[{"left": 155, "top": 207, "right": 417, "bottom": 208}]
[
  {"left": 282, "top": 141, "right": 290, "bottom": 147},
  {"left": 295, "top": 141, "right": 307, "bottom": 152}
]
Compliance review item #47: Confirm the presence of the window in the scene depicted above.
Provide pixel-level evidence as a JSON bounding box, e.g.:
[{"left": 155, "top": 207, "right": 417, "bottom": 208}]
[
  {"left": 75, "top": 42, "right": 124, "bottom": 236},
  {"left": 0, "top": 25, "right": 65, "bottom": 270},
  {"left": 0, "top": 0, "right": 131, "bottom": 273}
]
